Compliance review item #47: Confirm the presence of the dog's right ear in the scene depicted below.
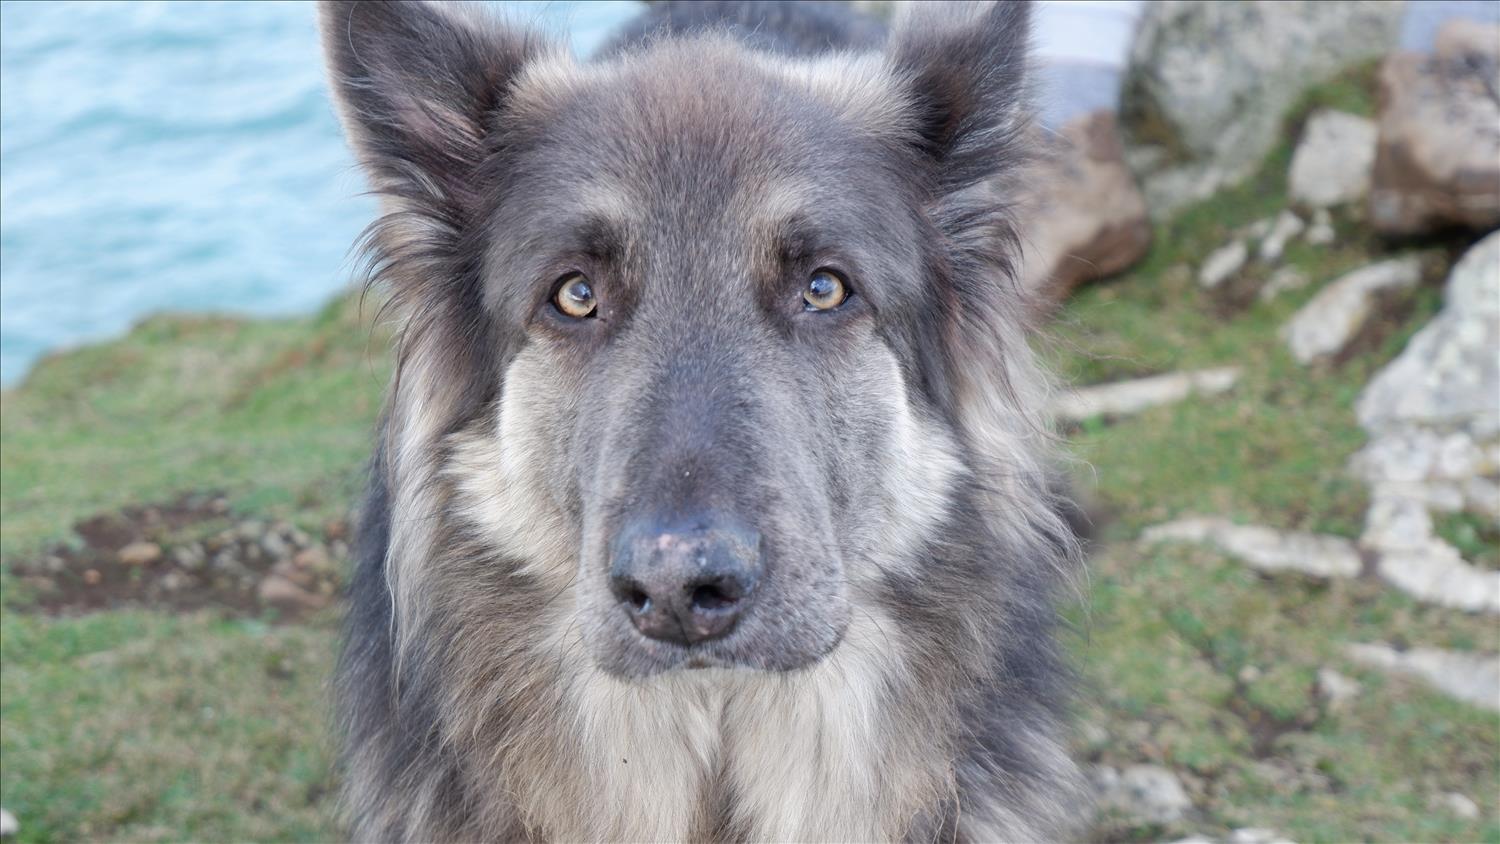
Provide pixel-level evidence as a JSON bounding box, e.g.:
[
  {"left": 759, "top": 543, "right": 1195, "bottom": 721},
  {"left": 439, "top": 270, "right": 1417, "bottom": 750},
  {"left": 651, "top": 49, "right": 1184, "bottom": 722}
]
[{"left": 319, "top": 0, "right": 546, "bottom": 218}]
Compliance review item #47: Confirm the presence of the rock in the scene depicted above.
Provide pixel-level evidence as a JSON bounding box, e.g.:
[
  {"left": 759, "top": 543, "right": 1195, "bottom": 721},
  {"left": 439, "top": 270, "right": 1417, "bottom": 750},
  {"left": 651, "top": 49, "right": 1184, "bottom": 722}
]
[
  {"left": 1316, "top": 667, "right": 1362, "bottom": 712},
  {"left": 1374, "top": 540, "right": 1500, "bottom": 614},
  {"left": 1346, "top": 643, "right": 1500, "bottom": 711},
  {"left": 1260, "top": 266, "right": 1309, "bottom": 302},
  {"left": 1369, "top": 21, "right": 1500, "bottom": 235},
  {"left": 1434, "top": 792, "right": 1481, "bottom": 820},
  {"left": 1122, "top": 0, "right": 1403, "bottom": 219},
  {"left": 1093, "top": 763, "right": 1193, "bottom": 824},
  {"left": 259, "top": 530, "right": 291, "bottom": 561},
  {"left": 235, "top": 520, "right": 264, "bottom": 542},
  {"left": 257, "top": 573, "right": 330, "bottom": 613},
  {"left": 1199, "top": 240, "right": 1249, "bottom": 289},
  {"left": 1021, "top": 110, "right": 1152, "bottom": 307},
  {"left": 1281, "top": 256, "right": 1423, "bottom": 364},
  {"left": 1289, "top": 111, "right": 1378, "bottom": 209},
  {"left": 1357, "top": 233, "right": 1500, "bottom": 437},
  {"left": 1305, "top": 208, "right": 1337, "bottom": 245},
  {"left": 1141, "top": 517, "right": 1363, "bottom": 579},
  {"left": 171, "top": 544, "right": 204, "bottom": 571},
  {"left": 1052, "top": 367, "right": 1241, "bottom": 422},
  {"left": 1257, "top": 210, "right": 1306, "bottom": 263},
  {"left": 324, "top": 518, "right": 349, "bottom": 541},
  {"left": 1228, "top": 830, "right": 1296, "bottom": 844},
  {"left": 292, "top": 546, "right": 334, "bottom": 574},
  {"left": 0, "top": 808, "right": 15, "bottom": 837},
  {"left": 117, "top": 541, "right": 161, "bottom": 567}
]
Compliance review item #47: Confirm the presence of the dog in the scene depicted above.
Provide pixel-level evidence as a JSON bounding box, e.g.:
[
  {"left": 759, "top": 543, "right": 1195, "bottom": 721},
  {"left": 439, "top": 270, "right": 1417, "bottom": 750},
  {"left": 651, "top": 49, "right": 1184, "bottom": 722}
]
[{"left": 321, "top": 0, "right": 1085, "bottom": 839}]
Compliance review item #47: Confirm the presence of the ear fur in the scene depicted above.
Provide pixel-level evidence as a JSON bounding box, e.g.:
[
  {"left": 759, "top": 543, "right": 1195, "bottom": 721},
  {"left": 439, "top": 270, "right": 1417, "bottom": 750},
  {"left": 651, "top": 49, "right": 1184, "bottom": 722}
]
[
  {"left": 319, "top": 0, "right": 549, "bottom": 221},
  {"left": 887, "top": 0, "right": 1033, "bottom": 195}
]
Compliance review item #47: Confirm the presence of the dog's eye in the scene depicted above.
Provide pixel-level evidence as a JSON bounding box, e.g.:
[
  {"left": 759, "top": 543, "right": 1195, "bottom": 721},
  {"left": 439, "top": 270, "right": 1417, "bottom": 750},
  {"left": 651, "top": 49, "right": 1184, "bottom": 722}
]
[
  {"left": 802, "top": 270, "right": 849, "bottom": 312},
  {"left": 553, "top": 273, "right": 597, "bottom": 319}
]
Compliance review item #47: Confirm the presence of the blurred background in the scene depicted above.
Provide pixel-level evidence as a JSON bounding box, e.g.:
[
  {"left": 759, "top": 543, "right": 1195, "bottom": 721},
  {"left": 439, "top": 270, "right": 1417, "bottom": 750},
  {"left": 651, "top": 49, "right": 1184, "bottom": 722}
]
[{"left": 1, "top": 1, "right": 1496, "bottom": 841}]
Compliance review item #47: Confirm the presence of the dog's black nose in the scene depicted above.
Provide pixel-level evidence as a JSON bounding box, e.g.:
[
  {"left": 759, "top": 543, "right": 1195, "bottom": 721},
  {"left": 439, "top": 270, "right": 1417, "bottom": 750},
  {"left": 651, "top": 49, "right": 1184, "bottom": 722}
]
[{"left": 609, "top": 515, "right": 761, "bottom": 646}]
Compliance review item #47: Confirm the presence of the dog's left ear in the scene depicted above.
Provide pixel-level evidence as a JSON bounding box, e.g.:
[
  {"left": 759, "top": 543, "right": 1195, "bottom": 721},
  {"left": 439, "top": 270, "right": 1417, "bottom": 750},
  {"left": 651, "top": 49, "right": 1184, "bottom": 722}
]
[
  {"left": 887, "top": 0, "right": 1032, "bottom": 194},
  {"left": 319, "top": 0, "right": 547, "bottom": 221}
]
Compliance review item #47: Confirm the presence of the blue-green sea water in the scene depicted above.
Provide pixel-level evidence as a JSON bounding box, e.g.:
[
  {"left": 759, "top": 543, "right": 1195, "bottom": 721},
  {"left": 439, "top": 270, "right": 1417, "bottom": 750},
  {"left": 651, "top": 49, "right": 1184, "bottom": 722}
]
[{"left": 0, "top": 0, "right": 637, "bottom": 385}]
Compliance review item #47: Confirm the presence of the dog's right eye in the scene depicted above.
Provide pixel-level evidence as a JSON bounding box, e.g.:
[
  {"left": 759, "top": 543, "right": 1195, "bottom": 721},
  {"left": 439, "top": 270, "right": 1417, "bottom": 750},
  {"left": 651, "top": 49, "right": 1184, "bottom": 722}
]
[{"left": 553, "top": 274, "right": 597, "bottom": 319}]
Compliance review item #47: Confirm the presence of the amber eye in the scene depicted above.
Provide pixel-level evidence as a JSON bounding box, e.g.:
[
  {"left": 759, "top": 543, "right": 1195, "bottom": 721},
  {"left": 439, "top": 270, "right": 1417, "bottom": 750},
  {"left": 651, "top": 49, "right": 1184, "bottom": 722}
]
[
  {"left": 553, "top": 273, "right": 597, "bottom": 319},
  {"left": 802, "top": 269, "right": 849, "bottom": 312}
]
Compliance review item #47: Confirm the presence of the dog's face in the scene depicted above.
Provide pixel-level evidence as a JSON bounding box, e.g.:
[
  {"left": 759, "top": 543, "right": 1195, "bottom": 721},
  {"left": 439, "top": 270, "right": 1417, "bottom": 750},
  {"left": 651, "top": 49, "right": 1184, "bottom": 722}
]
[{"left": 324, "top": 1, "right": 1037, "bottom": 678}]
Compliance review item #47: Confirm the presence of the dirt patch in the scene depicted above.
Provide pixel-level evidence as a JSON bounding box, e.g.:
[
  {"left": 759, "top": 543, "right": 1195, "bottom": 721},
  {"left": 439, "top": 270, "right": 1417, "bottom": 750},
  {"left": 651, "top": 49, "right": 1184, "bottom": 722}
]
[{"left": 7, "top": 492, "right": 349, "bottom": 622}]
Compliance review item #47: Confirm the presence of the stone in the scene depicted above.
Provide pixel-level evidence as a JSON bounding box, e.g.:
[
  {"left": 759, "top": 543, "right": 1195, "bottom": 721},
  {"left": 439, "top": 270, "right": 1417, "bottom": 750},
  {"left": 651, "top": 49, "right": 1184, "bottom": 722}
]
[
  {"left": 117, "top": 541, "right": 162, "bottom": 567},
  {"left": 1122, "top": 0, "right": 1403, "bottom": 219},
  {"left": 171, "top": 544, "right": 204, "bottom": 571},
  {"left": 1282, "top": 256, "right": 1423, "bottom": 364},
  {"left": 1258, "top": 210, "right": 1306, "bottom": 263},
  {"left": 259, "top": 530, "right": 290, "bottom": 561},
  {"left": 1374, "top": 540, "right": 1500, "bottom": 614},
  {"left": 1228, "top": 830, "right": 1296, "bottom": 844},
  {"left": 1020, "top": 110, "right": 1152, "bottom": 307},
  {"left": 1141, "top": 517, "right": 1363, "bottom": 579},
  {"left": 1199, "top": 240, "right": 1248, "bottom": 289},
  {"left": 0, "top": 808, "right": 15, "bottom": 837},
  {"left": 1434, "top": 792, "right": 1481, "bottom": 820},
  {"left": 1093, "top": 764, "right": 1193, "bottom": 824},
  {"left": 1052, "top": 367, "right": 1241, "bottom": 422},
  {"left": 1288, "top": 111, "right": 1378, "bottom": 209},
  {"left": 1346, "top": 643, "right": 1500, "bottom": 711},
  {"left": 1316, "top": 667, "right": 1362, "bottom": 712},
  {"left": 292, "top": 546, "right": 334, "bottom": 574},
  {"left": 1305, "top": 208, "right": 1337, "bottom": 245},
  {"left": 1369, "top": 21, "right": 1500, "bottom": 235},
  {"left": 1357, "top": 233, "right": 1500, "bottom": 437},
  {"left": 1259, "top": 266, "right": 1309, "bottom": 302},
  {"left": 257, "top": 573, "right": 330, "bottom": 613}
]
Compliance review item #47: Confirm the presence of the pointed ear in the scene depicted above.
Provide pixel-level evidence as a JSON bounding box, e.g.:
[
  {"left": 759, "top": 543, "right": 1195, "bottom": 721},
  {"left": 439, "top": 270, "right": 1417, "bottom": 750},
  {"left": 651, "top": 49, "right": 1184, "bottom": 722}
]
[
  {"left": 319, "top": 0, "right": 548, "bottom": 216},
  {"left": 887, "top": 0, "right": 1033, "bottom": 193}
]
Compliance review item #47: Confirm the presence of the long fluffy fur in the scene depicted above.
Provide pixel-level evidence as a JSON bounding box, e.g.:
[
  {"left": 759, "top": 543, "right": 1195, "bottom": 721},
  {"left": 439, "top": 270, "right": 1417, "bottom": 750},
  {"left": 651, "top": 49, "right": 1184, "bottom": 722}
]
[{"left": 325, "top": 2, "right": 1085, "bottom": 840}]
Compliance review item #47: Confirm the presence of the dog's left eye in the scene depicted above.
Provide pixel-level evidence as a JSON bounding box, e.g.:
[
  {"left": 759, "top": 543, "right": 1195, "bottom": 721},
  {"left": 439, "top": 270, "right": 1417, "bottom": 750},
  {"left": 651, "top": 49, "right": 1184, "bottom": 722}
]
[
  {"left": 553, "top": 273, "right": 598, "bottom": 319},
  {"left": 802, "top": 270, "right": 849, "bottom": 312}
]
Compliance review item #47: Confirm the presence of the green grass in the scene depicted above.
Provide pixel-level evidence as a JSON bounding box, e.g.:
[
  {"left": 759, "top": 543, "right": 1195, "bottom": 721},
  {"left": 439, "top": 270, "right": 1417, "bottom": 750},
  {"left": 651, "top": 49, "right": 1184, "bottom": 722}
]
[{"left": 2, "top": 69, "right": 1496, "bottom": 842}]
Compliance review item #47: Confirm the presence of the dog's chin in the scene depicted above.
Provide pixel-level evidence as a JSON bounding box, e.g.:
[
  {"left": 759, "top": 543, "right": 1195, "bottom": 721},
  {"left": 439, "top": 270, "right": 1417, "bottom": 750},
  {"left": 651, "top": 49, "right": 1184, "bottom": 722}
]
[{"left": 586, "top": 607, "right": 850, "bottom": 680}]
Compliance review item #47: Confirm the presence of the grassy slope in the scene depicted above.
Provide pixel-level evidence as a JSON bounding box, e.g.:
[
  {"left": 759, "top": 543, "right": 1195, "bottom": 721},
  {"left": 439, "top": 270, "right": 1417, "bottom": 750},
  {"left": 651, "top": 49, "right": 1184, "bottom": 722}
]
[{"left": 2, "top": 70, "right": 1496, "bottom": 842}]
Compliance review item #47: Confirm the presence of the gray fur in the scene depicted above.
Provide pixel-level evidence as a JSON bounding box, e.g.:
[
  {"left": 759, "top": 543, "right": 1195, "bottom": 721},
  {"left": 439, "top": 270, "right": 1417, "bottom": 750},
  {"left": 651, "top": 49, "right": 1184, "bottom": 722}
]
[{"left": 321, "top": 1, "right": 1085, "bottom": 840}]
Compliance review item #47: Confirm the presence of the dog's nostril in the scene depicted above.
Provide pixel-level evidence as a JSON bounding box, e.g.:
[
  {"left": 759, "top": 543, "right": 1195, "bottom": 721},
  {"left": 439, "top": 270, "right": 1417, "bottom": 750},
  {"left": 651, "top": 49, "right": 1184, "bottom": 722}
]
[
  {"left": 689, "top": 582, "right": 736, "bottom": 612},
  {"left": 625, "top": 587, "right": 651, "bottom": 614}
]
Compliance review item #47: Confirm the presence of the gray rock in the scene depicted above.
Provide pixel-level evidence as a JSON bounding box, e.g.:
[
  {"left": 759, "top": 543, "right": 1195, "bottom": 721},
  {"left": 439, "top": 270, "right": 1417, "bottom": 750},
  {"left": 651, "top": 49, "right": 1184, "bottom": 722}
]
[
  {"left": 1229, "top": 830, "right": 1297, "bottom": 844},
  {"left": 1123, "top": 0, "right": 1403, "bottom": 219},
  {"left": 1360, "top": 492, "right": 1500, "bottom": 613},
  {"left": 1305, "top": 208, "right": 1337, "bottom": 245},
  {"left": 260, "top": 530, "right": 290, "bottom": 561},
  {"left": 1141, "top": 517, "right": 1364, "bottom": 579},
  {"left": 1260, "top": 266, "right": 1310, "bottom": 302},
  {"left": 0, "top": 808, "right": 15, "bottom": 837},
  {"left": 1434, "top": 792, "right": 1481, "bottom": 820},
  {"left": 1289, "top": 110, "right": 1378, "bottom": 209},
  {"left": 171, "top": 544, "right": 204, "bottom": 571},
  {"left": 1357, "top": 232, "right": 1500, "bottom": 437},
  {"left": 1282, "top": 256, "right": 1423, "bottom": 364},
  {"left": 1052, "top": 367, "right": 1241, "bottom": 422},
  {"left": 1316, "top": 667, "right": 1363, "bottom": 711},
  {"left": 1199, "top": 240, "right": 1249, "bottom": 289},
  {"left": 1092, "top": 763, "right": 1193, "bottom": 824},
  {"left": 1347, "top": 642, "right": 1500, "bottom": 710},
  {"left": 1258, "top": 210, "right": 1307, "bottom": 263}
]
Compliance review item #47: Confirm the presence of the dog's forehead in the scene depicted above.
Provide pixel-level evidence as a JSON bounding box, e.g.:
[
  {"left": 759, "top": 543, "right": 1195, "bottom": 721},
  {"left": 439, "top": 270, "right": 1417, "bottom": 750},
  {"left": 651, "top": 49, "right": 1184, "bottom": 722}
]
[{"left": 509, "top": 39, "right": 904, "bottom": 229}]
